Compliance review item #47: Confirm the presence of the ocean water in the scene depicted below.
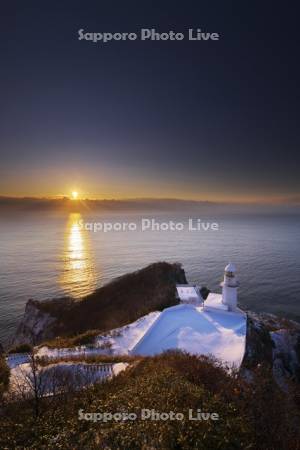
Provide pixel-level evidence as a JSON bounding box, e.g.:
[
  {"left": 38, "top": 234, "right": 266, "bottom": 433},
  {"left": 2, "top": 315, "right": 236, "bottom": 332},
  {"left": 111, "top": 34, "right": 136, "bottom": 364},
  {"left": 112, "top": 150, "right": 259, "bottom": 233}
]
[{"left": 0, "top": 211, "right": 299, "bottom": 345}]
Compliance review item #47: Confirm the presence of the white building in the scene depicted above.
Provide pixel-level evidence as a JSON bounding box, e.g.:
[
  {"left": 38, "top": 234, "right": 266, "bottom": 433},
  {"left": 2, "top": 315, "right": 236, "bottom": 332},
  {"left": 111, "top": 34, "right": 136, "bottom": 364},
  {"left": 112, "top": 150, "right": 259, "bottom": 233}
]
[
  {"left": 220, "top": 263, "right": 239, "bottom": 311},
  {"left": 204, "top": 263, "right": 240, "bottom": 312},
  {"left": 131, "top": 263, "right": 246, "bottom": 366},
  {"left": 176, "top": 264, "right": 239, "bottom": 312},
  {"left": 176, "top": 284, "right": 203, "bottom": 305}
]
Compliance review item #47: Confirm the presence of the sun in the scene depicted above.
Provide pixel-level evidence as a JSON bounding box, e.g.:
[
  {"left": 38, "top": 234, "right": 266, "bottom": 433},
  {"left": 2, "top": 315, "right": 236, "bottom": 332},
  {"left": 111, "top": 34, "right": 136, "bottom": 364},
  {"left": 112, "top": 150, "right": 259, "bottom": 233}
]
[{"left": 71, "top": 191, "right": 78, "bottom": 200}]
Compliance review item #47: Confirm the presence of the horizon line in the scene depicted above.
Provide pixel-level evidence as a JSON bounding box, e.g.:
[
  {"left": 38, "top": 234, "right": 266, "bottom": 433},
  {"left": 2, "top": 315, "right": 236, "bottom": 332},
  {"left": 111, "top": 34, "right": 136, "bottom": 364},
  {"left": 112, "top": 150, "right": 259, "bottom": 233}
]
[{"left": 0, "top": 194, "right": 299, "bottom": 206}]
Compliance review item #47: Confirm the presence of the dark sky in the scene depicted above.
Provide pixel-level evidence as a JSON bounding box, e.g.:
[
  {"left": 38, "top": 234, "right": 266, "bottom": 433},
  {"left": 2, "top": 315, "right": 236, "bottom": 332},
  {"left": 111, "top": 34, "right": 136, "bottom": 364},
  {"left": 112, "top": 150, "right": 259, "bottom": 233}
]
[{"left": 0, "top": 1, "right": 299, "bottom": 201}]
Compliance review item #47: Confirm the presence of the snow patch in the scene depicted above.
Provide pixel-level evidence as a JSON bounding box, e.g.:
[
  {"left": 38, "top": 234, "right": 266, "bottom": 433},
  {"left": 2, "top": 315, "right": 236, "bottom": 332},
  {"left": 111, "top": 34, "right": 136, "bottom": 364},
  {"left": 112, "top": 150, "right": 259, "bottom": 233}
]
[
  {"left": 131, "top": 304, "right": 246, "bottom": 367},
  {"left": 35, "top": 311, "right": 161, "bottom": 360}
]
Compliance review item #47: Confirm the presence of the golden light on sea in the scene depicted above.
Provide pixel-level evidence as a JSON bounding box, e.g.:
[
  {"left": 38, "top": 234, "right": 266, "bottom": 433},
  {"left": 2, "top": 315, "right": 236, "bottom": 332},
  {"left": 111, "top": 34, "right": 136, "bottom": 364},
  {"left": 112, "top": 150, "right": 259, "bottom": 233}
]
[{"left": 60, "top": 213, "right": 96, "bottom": 298}]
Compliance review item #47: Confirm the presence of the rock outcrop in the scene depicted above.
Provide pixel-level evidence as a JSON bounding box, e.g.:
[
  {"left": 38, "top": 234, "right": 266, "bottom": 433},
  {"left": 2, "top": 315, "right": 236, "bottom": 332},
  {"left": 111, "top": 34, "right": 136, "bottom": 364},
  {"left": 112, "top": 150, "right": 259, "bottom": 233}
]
[
  {"left": 242, "top": 313, "right": 274, "bottom": 369},
  {"left": 13, "top": 299, "right": 57, "bottom": 345},
  {"left": 12, "top": 261, "right": 300, "bottom": 390},
  {"left": 13, "top": 262, "right": 187, "bottom": 346},
  {"left": 242, "top": 310, "right": 300, "bottom": 385}
]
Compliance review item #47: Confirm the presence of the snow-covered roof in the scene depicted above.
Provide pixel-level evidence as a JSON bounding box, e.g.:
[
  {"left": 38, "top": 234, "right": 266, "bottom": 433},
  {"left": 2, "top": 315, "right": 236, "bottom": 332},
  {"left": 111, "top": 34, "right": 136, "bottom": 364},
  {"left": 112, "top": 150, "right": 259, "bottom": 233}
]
[
  {"left": 176, "top": 285, "right": 202, "bottom": 303},
  {"left": 205, "top": 293, "right": 228, "bottom": 311}
]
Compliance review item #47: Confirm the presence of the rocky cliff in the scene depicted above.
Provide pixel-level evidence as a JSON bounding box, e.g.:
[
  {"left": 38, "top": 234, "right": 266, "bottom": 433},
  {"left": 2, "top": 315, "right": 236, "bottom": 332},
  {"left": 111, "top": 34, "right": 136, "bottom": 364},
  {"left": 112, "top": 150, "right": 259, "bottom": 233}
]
[
  {"left": 13, "top": 299, "right": 57, "bottom": 345},
  {"left": 242, "top": 310, "right": 300, "bottom": 385},
  {"left": 13, "top": 262, "right": 300, "bottom": 388},
  {"left": 13, "top": 262, "right": 187, "bottom": 345}
]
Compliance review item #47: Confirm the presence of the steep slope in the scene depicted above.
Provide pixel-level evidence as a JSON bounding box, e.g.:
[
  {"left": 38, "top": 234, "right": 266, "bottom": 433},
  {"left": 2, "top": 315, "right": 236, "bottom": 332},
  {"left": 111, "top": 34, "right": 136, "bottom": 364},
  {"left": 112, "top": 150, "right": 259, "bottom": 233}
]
[{"left": 14, "top": 262, "right": 187, "bottom": 345}]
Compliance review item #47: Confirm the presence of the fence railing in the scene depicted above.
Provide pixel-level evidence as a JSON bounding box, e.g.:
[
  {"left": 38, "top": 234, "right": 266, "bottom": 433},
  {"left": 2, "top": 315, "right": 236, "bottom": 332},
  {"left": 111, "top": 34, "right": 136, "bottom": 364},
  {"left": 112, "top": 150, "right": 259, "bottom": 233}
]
[{"left": 6, "top": 353, "right": 115, "bottom": 376}]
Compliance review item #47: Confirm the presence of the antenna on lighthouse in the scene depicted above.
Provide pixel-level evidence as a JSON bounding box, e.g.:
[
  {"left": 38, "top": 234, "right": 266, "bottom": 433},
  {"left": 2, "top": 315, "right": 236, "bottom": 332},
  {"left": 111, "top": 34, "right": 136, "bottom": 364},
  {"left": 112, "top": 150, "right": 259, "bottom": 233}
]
[{"left": 220, "top": 263, "right": 239, "bottom": 311}]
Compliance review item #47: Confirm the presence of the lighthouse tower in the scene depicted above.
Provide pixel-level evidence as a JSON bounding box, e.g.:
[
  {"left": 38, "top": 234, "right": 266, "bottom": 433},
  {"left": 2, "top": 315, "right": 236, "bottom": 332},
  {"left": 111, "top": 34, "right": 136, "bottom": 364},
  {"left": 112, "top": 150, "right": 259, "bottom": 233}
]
[{"left": 221, "top": 263, "right": 239, "bottom": 311}]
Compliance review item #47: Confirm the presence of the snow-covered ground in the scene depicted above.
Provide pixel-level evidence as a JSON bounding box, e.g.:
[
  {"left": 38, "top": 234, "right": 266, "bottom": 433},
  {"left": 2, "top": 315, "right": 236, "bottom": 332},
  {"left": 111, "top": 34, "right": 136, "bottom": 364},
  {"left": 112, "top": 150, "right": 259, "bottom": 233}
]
[
  {"left": 7, "top": 296, "right": 247, "bottom": 396},
  {"left": 6, "top": 312, "right": 159, "bottom": 396},
  {"left": 8, "top": 301, "right": 246, "bottom": 370},
  {"left": 95, "top": 311, "right": 160, "bottom": 354},
  {"left": 132, "top": 303, "right": 246, "bottom": 367},
  {"left": 6, "top": 353, "right": 31, "bottom": 369},
  {"left": 30, "top": 311, "right": 160, "bottom": 361},
  {"left": 9, "top": 361, "right": 128, "bottom": 397}
]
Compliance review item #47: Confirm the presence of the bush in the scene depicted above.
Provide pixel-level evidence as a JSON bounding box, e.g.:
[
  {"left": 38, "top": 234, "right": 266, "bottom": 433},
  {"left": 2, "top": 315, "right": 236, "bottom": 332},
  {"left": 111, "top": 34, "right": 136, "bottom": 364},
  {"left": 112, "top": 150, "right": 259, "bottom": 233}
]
[
  {"left": 0, "top": 357, "right": 10, "bottom": 398},
  {"left": 71, "top": 330, "right": 100, "bottom": 346},
  {"left": 8, "top": 343, "right": 33, "bottom": 354},
  {"left": 1, "top": 351, "right": 299, "bottom": 449},
  {"left": 43, "top": 330, "right": 102, "bottom": 349}
]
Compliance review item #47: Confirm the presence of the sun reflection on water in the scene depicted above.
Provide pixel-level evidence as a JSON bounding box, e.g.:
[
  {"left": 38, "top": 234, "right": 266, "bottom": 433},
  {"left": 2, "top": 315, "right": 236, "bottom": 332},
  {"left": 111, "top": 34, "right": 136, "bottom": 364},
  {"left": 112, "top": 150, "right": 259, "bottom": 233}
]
[{"left": 60, "top": 213, "right": 96, "bottom": 298}]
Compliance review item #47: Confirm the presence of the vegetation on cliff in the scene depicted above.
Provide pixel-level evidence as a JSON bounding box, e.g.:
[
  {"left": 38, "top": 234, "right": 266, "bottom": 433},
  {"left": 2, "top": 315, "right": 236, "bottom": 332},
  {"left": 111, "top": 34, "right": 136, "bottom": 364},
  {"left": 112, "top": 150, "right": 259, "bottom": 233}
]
[
  {"left": 0, "top": 356, "right": 9, "bottom": 400},
  {"left": 1, "top": 351, "right": 300, "bottom": 449},
  {"left": 15, "top": 262, "right": 187, "bottom": 345}
]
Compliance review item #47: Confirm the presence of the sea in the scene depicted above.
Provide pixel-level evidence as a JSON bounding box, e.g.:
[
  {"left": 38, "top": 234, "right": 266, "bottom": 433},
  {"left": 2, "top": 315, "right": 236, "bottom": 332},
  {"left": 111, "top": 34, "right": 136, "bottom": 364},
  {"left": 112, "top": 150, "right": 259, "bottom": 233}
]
[{"left": 0, "top": 210, "right": 299, "bottom": 345}]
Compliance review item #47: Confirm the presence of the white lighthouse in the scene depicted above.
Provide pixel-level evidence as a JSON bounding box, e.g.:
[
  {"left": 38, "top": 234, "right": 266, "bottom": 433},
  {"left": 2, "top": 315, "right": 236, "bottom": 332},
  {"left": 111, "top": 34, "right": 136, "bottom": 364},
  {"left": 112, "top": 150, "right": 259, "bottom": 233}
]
[{"left": 221, "top": 263, "right": 239, "bottom": 311}]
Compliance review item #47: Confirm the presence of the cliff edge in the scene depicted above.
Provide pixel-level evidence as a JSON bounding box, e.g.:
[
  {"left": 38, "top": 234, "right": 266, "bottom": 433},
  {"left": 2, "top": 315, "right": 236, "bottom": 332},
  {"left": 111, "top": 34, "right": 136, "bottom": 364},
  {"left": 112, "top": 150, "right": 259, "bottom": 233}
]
[{"left": 13, "top": 262, "right": 187, "bottom": 345}]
